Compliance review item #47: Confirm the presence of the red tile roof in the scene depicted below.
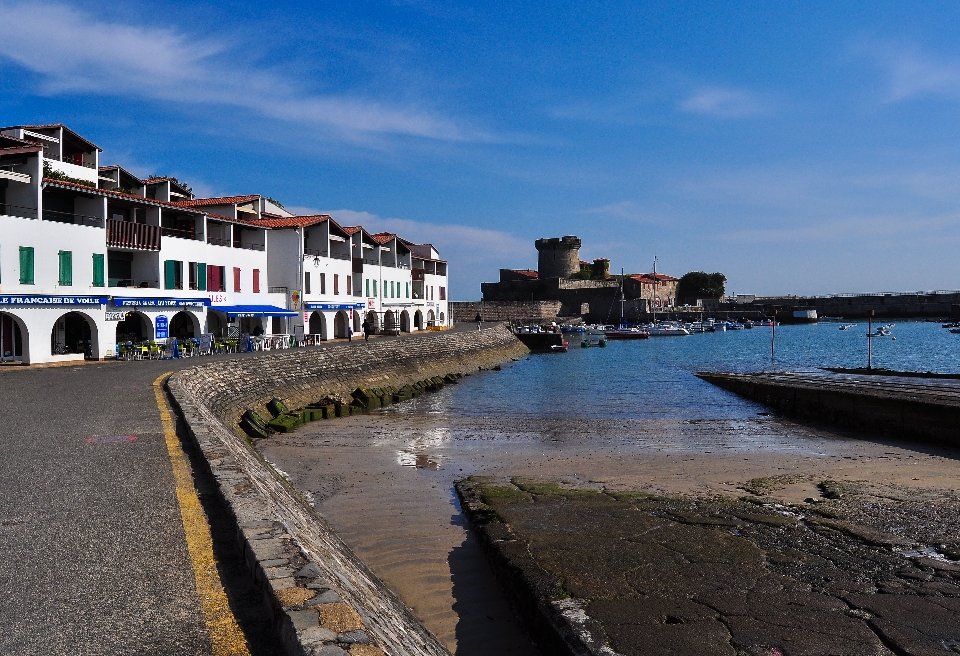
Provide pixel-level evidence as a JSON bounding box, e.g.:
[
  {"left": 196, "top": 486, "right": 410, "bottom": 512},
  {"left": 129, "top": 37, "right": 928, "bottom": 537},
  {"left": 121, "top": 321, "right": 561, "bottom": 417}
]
[
  {"left": 4, "top": 124, "right": 102, "bottom": 151},
  {"left": 629, "top": 273, "right": 678, "bottom": 283},
  {"left": 42, "top": 178, "right": 204, "bottom": 212},
  {"left": 511, "top": 269, "right": 539, "bottom": 278},
  {"left": 371, "top": 232, "right": 395, "bottom": 244},
  {"left": 0, "top": 143, "right": 43, "bottom": 156},
  {"left": 341, "top": 226, "right": 362, "bottom": 235},
  {"left": 175, "top": 194, "right": 259, "bottom": 207},
  {"left": 255, "top": 214, "right": 331, "bottom": 229}
]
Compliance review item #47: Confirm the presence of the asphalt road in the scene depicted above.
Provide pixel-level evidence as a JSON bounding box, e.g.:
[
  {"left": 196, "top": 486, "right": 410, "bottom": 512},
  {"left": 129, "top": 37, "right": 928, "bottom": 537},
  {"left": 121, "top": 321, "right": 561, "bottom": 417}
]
[{"left": 0, "top": 327, "right": 477, "bottom": 655}]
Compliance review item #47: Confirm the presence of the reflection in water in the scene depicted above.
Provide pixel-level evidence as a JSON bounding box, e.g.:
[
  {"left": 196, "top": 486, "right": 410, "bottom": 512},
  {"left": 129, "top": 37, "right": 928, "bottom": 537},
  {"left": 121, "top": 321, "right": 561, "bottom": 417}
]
[{"left": 395, "top": 425, "right": 450, "bottom": 470}]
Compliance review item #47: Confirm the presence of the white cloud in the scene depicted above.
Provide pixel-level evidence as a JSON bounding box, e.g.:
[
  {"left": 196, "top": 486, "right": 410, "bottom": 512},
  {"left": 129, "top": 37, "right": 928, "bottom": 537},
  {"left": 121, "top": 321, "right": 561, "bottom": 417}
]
[
  {"left": 583, "top": 200, "right": 671, "bottom": 226},
  {"left": 854, "top": 41, "right": 960, "bottom": 103},
  {"left": 0, "top": 1, "right": 476, "bottom": 142},
  {"left": 679, "top": 86, "right": 768, "bottom": 118}
]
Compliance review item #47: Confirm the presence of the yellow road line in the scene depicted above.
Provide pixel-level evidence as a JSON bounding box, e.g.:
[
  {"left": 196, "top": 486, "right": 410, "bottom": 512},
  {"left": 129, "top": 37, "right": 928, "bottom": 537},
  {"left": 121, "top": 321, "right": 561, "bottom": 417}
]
[{"left": 153, "top": 373, "right": 251, "bottom": 656}]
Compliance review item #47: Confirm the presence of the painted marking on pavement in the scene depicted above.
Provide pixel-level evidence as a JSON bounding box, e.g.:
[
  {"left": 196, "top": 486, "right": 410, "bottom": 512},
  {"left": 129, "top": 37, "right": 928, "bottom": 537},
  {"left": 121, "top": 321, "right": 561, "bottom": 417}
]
[
  {"left": 153, "top": 373, "right": 251, "bottom": 656},
  {"left": 86, "top": 435, "right": 138, "bottom": 443}
]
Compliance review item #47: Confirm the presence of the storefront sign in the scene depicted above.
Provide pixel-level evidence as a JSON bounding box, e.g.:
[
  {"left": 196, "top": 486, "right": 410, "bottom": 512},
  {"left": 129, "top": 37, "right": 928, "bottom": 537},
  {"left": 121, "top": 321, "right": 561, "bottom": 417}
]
[
  {"left": 304, "top": 302, "right": 366, "bottom": 310},
  {"left": 105, "top": 311, "right": 127, "bottom": 322},
  {"left": 207, "top": 292, "right": 228, "bottom": 304},
  {"left": 0, "top": 295, "right": 107, "bottom": 306},
  {"left": 155, "top": 316, "right": 169, "bottom": 339},
  {"left": 113, "top": 297, "right": 209, "bottom": 307},
  {"left": 367, "top": 298, "right": 376, "bottom": 309}
]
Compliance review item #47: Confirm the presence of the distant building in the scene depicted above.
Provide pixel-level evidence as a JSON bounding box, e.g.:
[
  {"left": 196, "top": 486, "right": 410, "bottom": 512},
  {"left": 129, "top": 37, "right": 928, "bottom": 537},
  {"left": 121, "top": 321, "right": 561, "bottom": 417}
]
[{"left": 480, "top": 235, "right": 677, "bottom": 319}]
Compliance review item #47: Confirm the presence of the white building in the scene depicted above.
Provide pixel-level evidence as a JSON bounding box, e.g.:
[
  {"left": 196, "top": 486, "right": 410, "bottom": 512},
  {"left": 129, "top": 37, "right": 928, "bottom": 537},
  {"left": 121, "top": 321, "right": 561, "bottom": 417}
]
[{"left": 0, "top": 123, "right": 451, "bottom": 365}]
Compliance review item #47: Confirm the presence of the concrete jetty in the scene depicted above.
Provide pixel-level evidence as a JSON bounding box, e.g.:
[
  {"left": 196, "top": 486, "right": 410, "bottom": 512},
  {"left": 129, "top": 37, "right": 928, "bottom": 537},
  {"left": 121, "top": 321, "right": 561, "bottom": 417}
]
[{"left": 697, "top": 370, "right": 960, "bottom": 444}]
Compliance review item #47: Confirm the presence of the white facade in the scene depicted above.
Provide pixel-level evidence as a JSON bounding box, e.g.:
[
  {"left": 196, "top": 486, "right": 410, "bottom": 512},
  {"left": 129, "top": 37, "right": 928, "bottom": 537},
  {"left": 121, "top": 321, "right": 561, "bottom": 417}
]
[{"left": 0, "top": 123, "right": 451, "bottom": 365}]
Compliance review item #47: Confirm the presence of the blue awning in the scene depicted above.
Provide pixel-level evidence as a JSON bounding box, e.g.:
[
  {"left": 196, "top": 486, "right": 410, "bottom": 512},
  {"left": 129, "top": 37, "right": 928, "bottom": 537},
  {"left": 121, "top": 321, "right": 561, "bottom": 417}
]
[{"left": 210, "top": 304, "right": 297, "bottom": 318}]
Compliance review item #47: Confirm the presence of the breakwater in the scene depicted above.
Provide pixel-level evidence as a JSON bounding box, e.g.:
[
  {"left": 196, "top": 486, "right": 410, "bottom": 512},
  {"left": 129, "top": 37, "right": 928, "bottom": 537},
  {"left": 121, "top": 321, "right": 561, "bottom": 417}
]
[
  {"left": 705, "top": 290, "right": 960, "bottom": 319},
  {"left": 166, "top": 326, "right": 529, "bottom": 656},
  {"left": 697, "top": 370, "right": 960, "bottom": 444}
]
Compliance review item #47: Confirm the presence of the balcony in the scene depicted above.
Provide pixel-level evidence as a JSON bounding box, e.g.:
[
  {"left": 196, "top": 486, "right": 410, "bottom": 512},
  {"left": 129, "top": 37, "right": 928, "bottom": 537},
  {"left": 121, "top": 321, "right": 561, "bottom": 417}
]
[
  {"left": 240, "top": 242, "right": 265, "bottom": 251},
  {"left": 44, "top": 208, "right": 104, "bottom": 228},
  {"left": 161, "top": 226, "right": 201, "bottom": 240},
  {"left": 106, "top": 218, "right": 161, "bottom": 250},
  {"left": 207, "top": 236, "right": 231, "bottom": 246},
  {"left": 412, "top": 268, "right": 425, "bottom": 281},
  {"left": 109, "top": 278, "right": 158, "bottom": 289},
  {"left": 331, "top": 252, "right": 351, "bottom": 261},
  {"left": 0, "top": 203, "right": 37, "bottom": 219},
  {"left": 304, "top": 247, "right": 326, "bottom": 257}
]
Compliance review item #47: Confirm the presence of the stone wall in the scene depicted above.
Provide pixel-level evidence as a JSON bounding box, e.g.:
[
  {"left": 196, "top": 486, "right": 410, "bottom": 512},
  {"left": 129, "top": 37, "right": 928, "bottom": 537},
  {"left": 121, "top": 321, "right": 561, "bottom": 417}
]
[
  {"left": 704, "top": 292, "right": 960, "bottom": 319},
  {"left": 166, "top": 326, "right": 530, "bottom": 656},
  {"left": 450, "top": 300, "right": 562, "bottom": 323}
]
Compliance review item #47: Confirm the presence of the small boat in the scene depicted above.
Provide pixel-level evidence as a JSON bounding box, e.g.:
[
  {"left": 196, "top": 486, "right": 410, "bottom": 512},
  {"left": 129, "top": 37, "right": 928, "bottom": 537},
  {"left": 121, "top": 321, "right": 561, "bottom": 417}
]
[
  {"left": 950, "top": 328, "right": 960, "bottom": 335},
  {"left": 839, "top": 323, "right": 857, "bottom": 331},
  {"left": 549, "top": 342, "right": 569, "bottom": 353},
  {"left": 604, "top": 326, "right": 650, "bottom": 340},
  {"left": 561, "top": 324, "right": 585, "bottom": 334},
  {"left": 644, "top": 323, "right": 691, "bottom": 336},
  {"left": 868, "top": 327, "right": 891, "bottom": 337},
  {"left": 580, "top": 337, "right": 608, "bottom": 347},
  {"left": 584, "top": 324, "right": 613, "bottom": 336}
]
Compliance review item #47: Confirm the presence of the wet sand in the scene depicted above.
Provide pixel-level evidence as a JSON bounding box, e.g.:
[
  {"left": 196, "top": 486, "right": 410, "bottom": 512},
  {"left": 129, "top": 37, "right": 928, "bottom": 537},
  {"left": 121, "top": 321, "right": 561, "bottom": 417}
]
[{"left": 259, "top": 407, "right": 960, "bottom": 655}]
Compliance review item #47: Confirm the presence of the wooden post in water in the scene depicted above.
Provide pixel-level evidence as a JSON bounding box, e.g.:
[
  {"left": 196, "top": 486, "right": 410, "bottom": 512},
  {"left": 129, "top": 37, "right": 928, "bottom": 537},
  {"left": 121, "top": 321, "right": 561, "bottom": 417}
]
[
  {"left": 771, "top": 309, "right": 776, "bottom": 362},
  {"left": 867, "top": 309, "right": 874, "bottom": 370}
]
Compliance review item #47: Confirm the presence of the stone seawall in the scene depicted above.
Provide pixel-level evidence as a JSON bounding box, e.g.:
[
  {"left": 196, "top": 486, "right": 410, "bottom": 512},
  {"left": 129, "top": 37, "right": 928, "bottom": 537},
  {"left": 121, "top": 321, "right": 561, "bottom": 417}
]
[
  {"left": 450, "top": 300, "right": 562, "bottom": 323},
  {"left": 166, "top": 326, "right": 530, "bottom": 656}
]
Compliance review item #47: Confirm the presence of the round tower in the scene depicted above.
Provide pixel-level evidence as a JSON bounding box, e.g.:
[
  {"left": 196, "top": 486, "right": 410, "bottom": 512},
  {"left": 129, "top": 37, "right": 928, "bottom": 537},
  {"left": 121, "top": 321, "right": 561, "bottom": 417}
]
[{"left": 535, "top": 236, "right": 582, "bottom": 279}]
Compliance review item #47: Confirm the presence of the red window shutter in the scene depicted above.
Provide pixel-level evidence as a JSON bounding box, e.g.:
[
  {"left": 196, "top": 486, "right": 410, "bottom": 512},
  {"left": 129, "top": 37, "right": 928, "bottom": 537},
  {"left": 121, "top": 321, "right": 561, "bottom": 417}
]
[
  {"left": 334, "top": 274, "right": 339, "bottom": 295},
  {"left": 253, "top": 269, "right": 260, "bottom": 293},
  {"left": 347, "top": 275, "right": 352, "bottom": 296},
  {"left": 233, "top": 267, "right": 241, "bottom": 292},
  {"left": 207, "top": 265, "right": 217, "bottom": 292}
]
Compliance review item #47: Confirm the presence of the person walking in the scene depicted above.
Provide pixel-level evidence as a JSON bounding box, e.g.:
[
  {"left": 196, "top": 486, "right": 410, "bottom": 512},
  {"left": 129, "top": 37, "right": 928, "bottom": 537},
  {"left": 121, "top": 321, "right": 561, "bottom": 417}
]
[
  {"left": 475, "top": 312, "right": 483, "bottom": 331},
  {"left": 362, "top": 319, "right": 371, "bottom": 342},
  {"left": 348, "top": 325, "right": 353, "bottom": 342}
]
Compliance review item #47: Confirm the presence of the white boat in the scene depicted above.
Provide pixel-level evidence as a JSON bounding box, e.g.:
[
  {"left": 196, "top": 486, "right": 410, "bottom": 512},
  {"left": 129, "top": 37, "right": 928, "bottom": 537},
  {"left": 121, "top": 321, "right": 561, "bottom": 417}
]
[
  {"left": 644, "top": 323, "right": 691, "bottom": 336},
  {"left": 584, "top": 325, "right": 613, "bottom": 336},
  {"left": 839, "top": 323, "right": 857, "bottom": 330},
  {"left": 604, "top": 326, "right": 650, "bottom": 340}
]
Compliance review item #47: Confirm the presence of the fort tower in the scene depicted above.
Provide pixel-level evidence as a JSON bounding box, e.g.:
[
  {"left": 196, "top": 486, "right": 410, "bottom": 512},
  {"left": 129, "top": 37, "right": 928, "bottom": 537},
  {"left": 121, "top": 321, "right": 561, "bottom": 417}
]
[{"left": 535, "top": 236, "right": 581, "bottom": 279}]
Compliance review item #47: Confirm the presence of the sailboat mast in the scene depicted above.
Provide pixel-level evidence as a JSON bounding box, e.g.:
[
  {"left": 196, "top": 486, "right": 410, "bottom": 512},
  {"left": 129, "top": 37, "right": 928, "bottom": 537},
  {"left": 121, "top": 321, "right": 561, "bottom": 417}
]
[{"left": 652, "top": 256, "right": 657, "bottom": 324}]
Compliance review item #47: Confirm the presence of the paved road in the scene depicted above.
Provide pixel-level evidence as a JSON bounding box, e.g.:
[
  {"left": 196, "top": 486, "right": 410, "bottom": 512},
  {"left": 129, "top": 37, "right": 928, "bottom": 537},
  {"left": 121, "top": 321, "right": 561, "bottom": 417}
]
[{"left": 0, "top": 327, "right": 477, "bottom": 655}]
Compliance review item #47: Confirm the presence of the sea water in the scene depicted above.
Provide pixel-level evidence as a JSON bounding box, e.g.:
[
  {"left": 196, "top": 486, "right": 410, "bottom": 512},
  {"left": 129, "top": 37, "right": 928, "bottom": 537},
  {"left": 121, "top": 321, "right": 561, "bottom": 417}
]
[{"left": 385, "top": 321, "right": 960, "bottom": 421}]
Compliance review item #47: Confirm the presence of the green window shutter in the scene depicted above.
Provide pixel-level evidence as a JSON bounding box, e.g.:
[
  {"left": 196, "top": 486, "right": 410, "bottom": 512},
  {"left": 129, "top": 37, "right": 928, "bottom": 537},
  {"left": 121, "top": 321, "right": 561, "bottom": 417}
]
[
  {"left": 197, "top": 262, "right": 207, "bottom": 291},
  {"left": 59, "top": 250, "right": 72, "bottom": 286},
  {"left": 164, "top": 260, "right": 176, "bottom": 289},
  {"left": 19, "top": 247, "right": 34, "bottom": 284},
  {"left": 92, "top": 253, "right": 105, "bottom": 287},
  {"left": 406, "top": 282, "right": 410, "bottom": 298},
  {"left": 365, "top": 279, "right": 369, "bottom": 296}
]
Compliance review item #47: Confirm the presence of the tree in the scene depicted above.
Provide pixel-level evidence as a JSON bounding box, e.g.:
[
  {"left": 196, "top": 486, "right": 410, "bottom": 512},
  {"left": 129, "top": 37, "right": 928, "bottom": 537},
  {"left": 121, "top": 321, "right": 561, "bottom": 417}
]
[{"left": 676, "top": 271, "right": 726, "bottom": 304}]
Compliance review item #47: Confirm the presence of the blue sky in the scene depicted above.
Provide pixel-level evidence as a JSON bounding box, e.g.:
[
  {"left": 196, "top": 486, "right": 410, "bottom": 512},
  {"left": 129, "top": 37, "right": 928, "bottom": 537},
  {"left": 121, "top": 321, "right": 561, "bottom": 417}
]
[{"left": 2, "top": 1, "right": 960, "bottom": 299}]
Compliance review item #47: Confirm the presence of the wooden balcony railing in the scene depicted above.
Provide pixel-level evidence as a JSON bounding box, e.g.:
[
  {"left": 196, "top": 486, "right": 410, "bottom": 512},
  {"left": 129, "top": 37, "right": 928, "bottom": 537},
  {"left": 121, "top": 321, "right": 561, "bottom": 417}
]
[{"left": 106, "top": 218, "right": 161, "bottom": 250}]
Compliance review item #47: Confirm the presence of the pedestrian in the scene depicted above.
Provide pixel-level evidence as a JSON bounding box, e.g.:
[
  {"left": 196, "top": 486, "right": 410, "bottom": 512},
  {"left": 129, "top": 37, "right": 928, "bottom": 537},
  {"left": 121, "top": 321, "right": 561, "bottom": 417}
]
[
  {"left": 475, "top": 312, "right": 482, "bottom": 331},
  {"left": 362, "top": 319, "right": 371, "bottom": 341},
  {"left": 348, "top": 325, "right": 353, "bottom": 342}
]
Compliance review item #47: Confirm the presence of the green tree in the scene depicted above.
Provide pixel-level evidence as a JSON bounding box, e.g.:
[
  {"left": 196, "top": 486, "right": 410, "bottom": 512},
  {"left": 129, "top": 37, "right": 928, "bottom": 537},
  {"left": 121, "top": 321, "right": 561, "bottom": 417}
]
[{"left": 676, "top": 271, "right": 726, "bottom": 304}]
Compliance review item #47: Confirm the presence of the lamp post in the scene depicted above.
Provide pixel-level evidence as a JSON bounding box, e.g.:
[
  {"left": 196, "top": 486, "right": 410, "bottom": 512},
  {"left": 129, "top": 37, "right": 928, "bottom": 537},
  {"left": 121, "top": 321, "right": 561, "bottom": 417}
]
[
  {"left": 867, "top": 309, "right": 874, "bottom": 370},
  {"left": 771, "top": 309, "right": 776, "bottom": 362}
]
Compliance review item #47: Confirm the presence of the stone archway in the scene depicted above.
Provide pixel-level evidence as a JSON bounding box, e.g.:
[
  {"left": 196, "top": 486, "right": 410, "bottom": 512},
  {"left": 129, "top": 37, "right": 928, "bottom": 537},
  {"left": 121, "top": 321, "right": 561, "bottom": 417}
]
[
  {"left": 171, "top": 311, "right": 200, "bottom": 339},
  {"left": 52, "top": 311, "right": 99, "bottom": 359},
  {"left": 334, "top": 311, "right": 349, "bottom": 338},
  {"left": 439, "top": 311, "right": 445, "bottom": 325},
  {"left": 0, "top": 311, "right": 28, "bottom": 363},
  {"left": 206, "top": 311, "right": 226, "bottom": 337},
  {"left": 365, "top": 310, "right": 379, "bottom": 333},
  {"left": 384, "top": 310, "right": 397, "bottom": 333},
  {"left": 308, "top": 311, "right": 326, "bottom": 338},
  {"left": 400, "top": 310, "right": 411, "bottom": 333},
  {"left": 414, "top": 310, "right": 423, "bottom": 330},
  {"left": 427, "top": 309, "right": 436, "bottom": 326},
  {"left": 352, "top": 310, "right": 362, "bottom": 334},
  {"left": 116, "top": 311, "right": 152, "bottom": 343}
]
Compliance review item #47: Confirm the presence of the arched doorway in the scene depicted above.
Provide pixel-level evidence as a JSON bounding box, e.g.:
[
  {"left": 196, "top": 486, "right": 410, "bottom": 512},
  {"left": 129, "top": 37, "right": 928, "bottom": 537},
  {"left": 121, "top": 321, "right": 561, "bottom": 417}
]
[
  {"left": 171, "top": 311, "right": 200, "bottom": 339},
  {"left": 207, "top": 311, "right": 225, "bottom": 337},
  {"left": 115, "top": 311, "right": 152, "bottom": 343},
  {"left": 439, "top": 311, "right": 445, "bottom": 325},
  {"left": 52, "top": 311, "right": 98, "bottom": 358},
  {"left": 414, "top": 310, "right": 423, "bottom": 330},
  {"left": 365, "top": 310, "right": 379, "bottom": 333},
  {"left": 308, "top": 311, "right": 326, "bottom": 338},
  {"left": 400, "top": 310, "right": 411, "bottom": 333},
  {"left": 384, "top": 310, "right": 397, "bottom": 333},
  {"left": 240, "top": 316, "right": 264, "bottom": 336},
  {"left": 0, "top": 312, "right": 27, "bottom": 363},
  {"left": 427, "top": 309, "right": 436, "bottom": 327},
  {"left": 334, "top": 311, "right": 349, "bottom": 338}
]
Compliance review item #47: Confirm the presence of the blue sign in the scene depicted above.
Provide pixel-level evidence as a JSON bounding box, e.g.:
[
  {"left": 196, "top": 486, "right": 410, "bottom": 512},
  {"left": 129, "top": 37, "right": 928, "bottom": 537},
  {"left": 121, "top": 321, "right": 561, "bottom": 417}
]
[
  {"left": 0, "top": 295, "right": 107, "bottom": 306},
  {"left": 304, "top": 302, "right": 366, "bottom": 310},
  {"left": 155, "top": 315, "right": 169, "bottom": 339},
  {"left": 113, "top": 297, "right": 209, "bottom": 307}
]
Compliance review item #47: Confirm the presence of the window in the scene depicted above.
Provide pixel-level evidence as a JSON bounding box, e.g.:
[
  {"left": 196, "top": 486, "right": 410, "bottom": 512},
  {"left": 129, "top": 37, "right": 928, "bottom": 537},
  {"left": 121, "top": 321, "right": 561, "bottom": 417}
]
[
  {"left": 19, "top": 247, "right": 33, "bottom": 284},
  {"left": 347, "top": 275, "right": 352, "bottom": 296},
  {"left": 233, "top": 267, "right": 241, "bottom": 293},
  {"left": 207, "top": 265, "right": 225, "bottom": 292},
  {"left": 253, "top": 269, "right": 261, "bottom": 293},
  {"left": 164, "top": 260, "right": 182, "bottom": 290},
  {"left": 365, "top": 279, "right": 370, "bottom": 297},
  {"left": 319, "top": 272, "right": 326, "bottom": 294},
  {"left": 197, "top": 262, "right": 207, "bottom": 291},
  {"left": 406, "top": 282, "right": 410, "bottom": 298},
  {"left": 333, "top": 274, "right": 339, "bottom": 295},
  {"left": 304, "top": 272, "right": 311, "bottom": 294},
  {"left": 373, "top": 280, "right": 377, "bottom": 297},
  {"left": 92, "top": 253, "right": 105, "bottom": 287},
  {"left": 188, "top": 262, "right": 197, "bottom": 290},
  {"left": 439, "top": 286, "right": 446, "bottom": 300},
  {"left": 58, "top": 250, "right": 72, "bottom": 286}
]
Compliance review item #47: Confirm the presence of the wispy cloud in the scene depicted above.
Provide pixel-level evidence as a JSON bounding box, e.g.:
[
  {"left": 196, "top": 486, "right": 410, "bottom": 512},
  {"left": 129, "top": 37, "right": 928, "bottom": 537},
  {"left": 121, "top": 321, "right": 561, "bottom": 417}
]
[
  {"left": 679, "top": 86, "right": 769, "bottom": 118},
  {"left": 722, "top": 213, "right": 958, "bottom": 245},
  {"left": 854, "top": 40, "right": 960, "bottom": 104},
  {"left": 0, "top": 1, "right": 478, "bottom": 142},
  {"left": 583, "top": 201, "right": 671, "bottom": 226}
]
